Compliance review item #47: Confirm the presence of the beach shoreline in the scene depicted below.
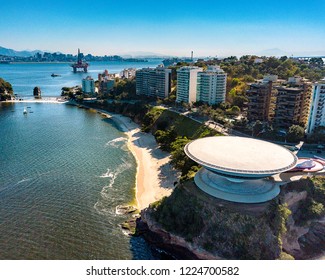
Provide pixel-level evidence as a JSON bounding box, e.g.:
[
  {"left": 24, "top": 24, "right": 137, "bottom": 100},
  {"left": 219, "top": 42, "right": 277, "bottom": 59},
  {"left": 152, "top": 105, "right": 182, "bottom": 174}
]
[{"left": 83, "top": 106, "right": 180, "bottom": 210}]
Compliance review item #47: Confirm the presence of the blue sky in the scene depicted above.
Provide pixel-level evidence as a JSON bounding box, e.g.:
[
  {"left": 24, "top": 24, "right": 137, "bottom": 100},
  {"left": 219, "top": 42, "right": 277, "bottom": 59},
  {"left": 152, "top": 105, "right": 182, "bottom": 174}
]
[{"left": 0, "top": 0, "right": 324, "bottom": 57}]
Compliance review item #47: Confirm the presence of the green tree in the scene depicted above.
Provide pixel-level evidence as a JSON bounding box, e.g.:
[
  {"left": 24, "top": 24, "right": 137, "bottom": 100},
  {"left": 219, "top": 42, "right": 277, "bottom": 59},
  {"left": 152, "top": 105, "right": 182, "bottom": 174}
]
[
  {"left": 0, "top": 78, "right": 14, "bottom": 101},
  {"left": 233, "top": 95, "right": 248, "bottom": 108},
  {"left": 231, "top": 78, "right": 240, "bottom": 87},
  {"left": 226, "top": 105, "right": 241, "bottom": 116},
  {"left": 309, "top": 57, "right": 324, "bottom": 67},
  {"left": 252, "top": 120, "right": 263, "bottom": 136},
  {"left": 154, "top": 128, "right": 177, "bottom": 151},
  {"left": 286, "top": 125, "right": 305, "bottom": 143},
  {"left": 170, "top": 137, "right": 195, "bottom": 176},
  {"left": 280, "top": 56, "right": 288, "bottom": 62},
  {"left": 307, "top": 126, "right": 325, "bottom": 144}
]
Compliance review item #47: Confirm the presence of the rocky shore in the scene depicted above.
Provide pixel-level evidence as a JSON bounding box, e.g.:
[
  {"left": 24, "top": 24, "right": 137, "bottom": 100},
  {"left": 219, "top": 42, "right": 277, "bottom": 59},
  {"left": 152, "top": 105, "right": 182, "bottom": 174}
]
[{"left": 136, "top": 178, "right": 325, "bottom": 260}]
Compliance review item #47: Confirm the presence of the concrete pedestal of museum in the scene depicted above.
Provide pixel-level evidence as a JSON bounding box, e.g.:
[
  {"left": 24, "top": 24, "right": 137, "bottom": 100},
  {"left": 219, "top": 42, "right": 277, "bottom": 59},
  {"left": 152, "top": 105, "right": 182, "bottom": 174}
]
[{"left": 194, "top": 168, "right": 281, "bottom": 203}]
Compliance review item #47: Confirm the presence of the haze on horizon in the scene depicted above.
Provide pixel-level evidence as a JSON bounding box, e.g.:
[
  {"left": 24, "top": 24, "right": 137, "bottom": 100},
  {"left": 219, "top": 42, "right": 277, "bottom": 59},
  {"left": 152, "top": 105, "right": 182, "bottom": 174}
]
[{"left": 1, "top": 0, "right": 325, "bottom": 57}]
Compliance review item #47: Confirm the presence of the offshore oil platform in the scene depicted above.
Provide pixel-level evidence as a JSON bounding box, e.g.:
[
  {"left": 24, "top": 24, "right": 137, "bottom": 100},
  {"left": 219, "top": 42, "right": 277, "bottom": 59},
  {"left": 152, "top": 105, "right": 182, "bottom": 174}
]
[{"left": 71, "top": 48, "right": 88, "bottom": 73}]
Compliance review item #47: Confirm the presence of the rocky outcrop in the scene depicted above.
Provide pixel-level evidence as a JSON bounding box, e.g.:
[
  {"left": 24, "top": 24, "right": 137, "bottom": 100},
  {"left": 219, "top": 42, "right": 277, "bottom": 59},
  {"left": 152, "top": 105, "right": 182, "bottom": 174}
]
[
  {"left": 33, "top": 86, "right": 41, "bottom": 98},
  {"left": 297, "top": 221, "right": 325, "bottom": 259},
  {"left": 281, "top": 191, "right": 309, "bottom": 256},
  {"left": 281, "top": 178, "right": 325, "bottom": 259},
  {"left": 138, "top": 209, "right": 220, "bottom": 260}
]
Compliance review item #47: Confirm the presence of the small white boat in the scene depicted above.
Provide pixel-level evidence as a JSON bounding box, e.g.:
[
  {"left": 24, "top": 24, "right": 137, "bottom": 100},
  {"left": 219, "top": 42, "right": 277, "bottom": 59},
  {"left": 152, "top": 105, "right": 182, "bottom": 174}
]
[{"left": 23, "top": 107, "right": 28, "bottom": 115}]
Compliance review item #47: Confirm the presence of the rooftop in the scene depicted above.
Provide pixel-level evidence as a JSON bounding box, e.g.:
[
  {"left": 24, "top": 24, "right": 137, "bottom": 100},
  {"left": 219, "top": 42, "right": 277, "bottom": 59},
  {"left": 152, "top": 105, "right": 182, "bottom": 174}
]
[{"left": 185, "top": 136, "right": 297, "bottom": 177}]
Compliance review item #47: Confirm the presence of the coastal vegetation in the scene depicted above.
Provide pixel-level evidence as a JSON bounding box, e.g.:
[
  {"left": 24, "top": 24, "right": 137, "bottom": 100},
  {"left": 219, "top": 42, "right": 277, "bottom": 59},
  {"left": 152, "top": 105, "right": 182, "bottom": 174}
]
[
  {"left": 0, "top": 78, "right": 13, "bottom": 101},
  {"left": 285, "top": 177, "right": 325, "bottom": 225},
  {"left": 149, "top": 181, "right": 292, "bottom": 259},
  {"left": 140, "top": 107, "right": 221, "bottom": 180}
]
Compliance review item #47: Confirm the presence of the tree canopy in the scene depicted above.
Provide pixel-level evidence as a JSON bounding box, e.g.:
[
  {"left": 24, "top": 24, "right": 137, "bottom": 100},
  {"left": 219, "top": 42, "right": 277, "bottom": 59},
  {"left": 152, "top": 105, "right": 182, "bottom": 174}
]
[{"left": 0, "top": 78, "right": 14, "bottom": 101}]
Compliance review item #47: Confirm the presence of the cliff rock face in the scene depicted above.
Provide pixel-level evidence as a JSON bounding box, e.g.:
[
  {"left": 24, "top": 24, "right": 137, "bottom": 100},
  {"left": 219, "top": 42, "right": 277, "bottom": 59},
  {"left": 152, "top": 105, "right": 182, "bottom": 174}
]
[
  {"left": 281, "top": 178, "right": 325, "bottom": 259},
  {"left": 139, "top": 209, "right": 219, "bottom": 260},
  {"left": 139, "top": 178, "right": 325, "bottom": 260},
  {"left": 298, "top": 221, "right": 325, "bottom": 259}
]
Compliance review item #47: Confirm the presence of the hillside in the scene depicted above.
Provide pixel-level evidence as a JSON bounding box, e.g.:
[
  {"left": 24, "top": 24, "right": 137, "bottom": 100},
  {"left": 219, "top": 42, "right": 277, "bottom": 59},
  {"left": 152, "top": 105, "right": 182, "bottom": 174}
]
[{"left": 0, "top": 46, "right": 43, "bottom": 57}]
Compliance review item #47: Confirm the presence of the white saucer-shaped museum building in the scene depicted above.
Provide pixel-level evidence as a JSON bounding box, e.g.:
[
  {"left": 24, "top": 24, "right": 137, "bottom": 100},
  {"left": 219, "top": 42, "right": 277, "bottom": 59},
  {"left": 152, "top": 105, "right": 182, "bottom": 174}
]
[{"left": 184, "top": 136, "right": 298, "bottom": 203}]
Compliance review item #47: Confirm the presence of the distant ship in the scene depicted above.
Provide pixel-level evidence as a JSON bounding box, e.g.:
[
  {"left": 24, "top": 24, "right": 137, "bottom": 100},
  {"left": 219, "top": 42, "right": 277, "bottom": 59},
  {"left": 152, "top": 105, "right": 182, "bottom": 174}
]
[{"left": 51, "top": 73, "right": 61, "bottom": 77}]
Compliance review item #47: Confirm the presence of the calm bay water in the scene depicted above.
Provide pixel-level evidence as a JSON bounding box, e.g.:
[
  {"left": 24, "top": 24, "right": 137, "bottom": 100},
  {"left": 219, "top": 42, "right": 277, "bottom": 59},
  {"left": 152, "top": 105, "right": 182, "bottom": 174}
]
[
  {"left": 0, "top": 60, "right": 162, "bottom": 97},
  {"left": 0, "top": 60, "right": 161, "bottom": 259}
]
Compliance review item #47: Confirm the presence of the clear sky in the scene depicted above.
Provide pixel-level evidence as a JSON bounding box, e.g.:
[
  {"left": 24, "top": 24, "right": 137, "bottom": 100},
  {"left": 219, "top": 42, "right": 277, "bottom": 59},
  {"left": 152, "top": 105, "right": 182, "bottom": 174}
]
[{"left": 1, "top": 0, "right": 324, "bottom": 57}]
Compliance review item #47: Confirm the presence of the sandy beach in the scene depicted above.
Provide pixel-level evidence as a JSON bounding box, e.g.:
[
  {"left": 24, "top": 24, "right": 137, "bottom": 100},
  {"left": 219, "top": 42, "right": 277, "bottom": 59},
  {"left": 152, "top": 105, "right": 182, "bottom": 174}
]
[{"left": 98, "top": 110, "right": 180, "bottom": 210}]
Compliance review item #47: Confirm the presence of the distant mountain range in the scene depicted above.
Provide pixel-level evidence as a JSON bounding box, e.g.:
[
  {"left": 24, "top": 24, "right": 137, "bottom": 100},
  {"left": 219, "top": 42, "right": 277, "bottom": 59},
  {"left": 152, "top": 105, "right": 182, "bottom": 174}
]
[
  {"left": 0, "top": 46, "right": 45, "bottom": 57},
  {"left": 1, "top": 46, "right": 324, "bottom": 59}
]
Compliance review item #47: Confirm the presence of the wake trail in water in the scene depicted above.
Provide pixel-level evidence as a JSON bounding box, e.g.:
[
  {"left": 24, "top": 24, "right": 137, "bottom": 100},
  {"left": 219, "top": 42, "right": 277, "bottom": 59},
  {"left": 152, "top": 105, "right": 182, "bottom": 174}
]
[
  {"left": 105, "top": 137, "right": 127, "bottom": 148},
  {"left": 16, "top": 178, "right": 32, "bottom": 184},
  {"left": 95, "top": 159, "right": 133, "bottom": 215}
]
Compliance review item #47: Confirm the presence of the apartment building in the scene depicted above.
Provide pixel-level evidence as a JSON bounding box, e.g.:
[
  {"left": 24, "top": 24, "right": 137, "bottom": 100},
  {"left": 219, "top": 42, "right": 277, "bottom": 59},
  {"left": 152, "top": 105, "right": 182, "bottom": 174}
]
[
  {"left": 306, "top": 83, "right": 325, "bottom": 134},
  {"left": 176, "top": 66, "right": 203, "bottom": 103},
  {"left": 82, "top": 76, "right": 95, "bottom": 94},
  {"left": 120, "top": 68, "right": 136, "bottom": 79},
  {"left": 273, "top": 77, "right": 312, "bottom": 129},
  {"left": 196, "top": 66, "right": 227, "bottom": 105},
  {"left": 246, "top": 76, "right": 278, "bottom": 122},
  {"left": 136, "top": 66, "right": 171, "bottom": 99},
  {"left": 246, "top": 76, "right": 311, "bottom": 129}
]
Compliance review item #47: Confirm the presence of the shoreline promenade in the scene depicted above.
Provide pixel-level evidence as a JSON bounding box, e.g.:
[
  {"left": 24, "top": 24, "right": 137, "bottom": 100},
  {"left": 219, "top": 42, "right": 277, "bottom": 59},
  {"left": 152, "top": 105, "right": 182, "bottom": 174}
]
[{"left": 2, "top": 97, "right": 68, "bottom": 104}]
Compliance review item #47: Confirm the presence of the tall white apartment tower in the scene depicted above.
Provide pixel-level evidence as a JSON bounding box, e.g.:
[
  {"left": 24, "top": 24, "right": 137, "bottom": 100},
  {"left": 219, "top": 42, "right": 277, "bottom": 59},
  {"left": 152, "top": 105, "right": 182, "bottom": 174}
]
[
  {"left": 82, "top": 76, "right": 95, "bottom": 94},
  {"left": 306, "top": 83, "right": 325, "bottom": 134},
  {"left": 197, "top": 65, "right": 227, "bottom": 105},
  {"left": 176, "top": 66, "right": 203, "bottom": 103}
]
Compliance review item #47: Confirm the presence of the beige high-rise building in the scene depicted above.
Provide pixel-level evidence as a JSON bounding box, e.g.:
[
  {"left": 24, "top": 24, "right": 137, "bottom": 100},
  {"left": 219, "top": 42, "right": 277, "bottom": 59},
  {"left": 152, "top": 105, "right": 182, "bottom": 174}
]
[
  {"left": 136, "top": 66, "right": 171, "bottom": 99},
  {"left": 274, "top": 77, "right": 312, "bottom": 129}
]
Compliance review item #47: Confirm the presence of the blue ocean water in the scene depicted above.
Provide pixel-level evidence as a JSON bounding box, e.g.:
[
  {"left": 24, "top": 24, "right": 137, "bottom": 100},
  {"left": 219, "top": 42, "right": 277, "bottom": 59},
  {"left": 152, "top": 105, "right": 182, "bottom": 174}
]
[{"left": 0, "top": 60, "right": 161, "bottom": 259}]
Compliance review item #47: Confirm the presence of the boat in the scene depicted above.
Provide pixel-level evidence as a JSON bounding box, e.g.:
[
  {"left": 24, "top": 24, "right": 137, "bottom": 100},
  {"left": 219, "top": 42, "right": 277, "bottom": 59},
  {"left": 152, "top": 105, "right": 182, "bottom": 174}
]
[
  {"left": 23, "top": 107, "right": 28, "bottom": 115},
  {"left": 51, "top": 73, "right": 61, "bottom": 77}
]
